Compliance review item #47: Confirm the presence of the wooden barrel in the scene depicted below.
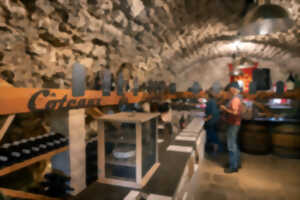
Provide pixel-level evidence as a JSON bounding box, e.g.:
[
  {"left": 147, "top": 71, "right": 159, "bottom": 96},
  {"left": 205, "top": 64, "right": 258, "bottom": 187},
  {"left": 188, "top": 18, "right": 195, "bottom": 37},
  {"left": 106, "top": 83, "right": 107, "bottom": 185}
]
[
  {"left": 272, "top": 124, "right": 300, "bottom": 158},
  {"left": 150, "top": 102, "right": 159, "bottom": 112},
  {"left": 240, "top": 122, "right": 272, "bottom": 154}
]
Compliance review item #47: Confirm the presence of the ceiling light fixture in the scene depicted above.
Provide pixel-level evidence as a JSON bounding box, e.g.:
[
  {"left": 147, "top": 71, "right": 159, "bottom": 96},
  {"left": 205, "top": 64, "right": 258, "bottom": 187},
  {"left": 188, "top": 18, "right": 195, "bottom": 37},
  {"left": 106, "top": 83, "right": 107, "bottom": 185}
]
[
  {"left": 238, "top": 2, "right": 294, "bottom": 36},
  {"left": 232, "top": 40, "right": 241, "bottom": 50}
]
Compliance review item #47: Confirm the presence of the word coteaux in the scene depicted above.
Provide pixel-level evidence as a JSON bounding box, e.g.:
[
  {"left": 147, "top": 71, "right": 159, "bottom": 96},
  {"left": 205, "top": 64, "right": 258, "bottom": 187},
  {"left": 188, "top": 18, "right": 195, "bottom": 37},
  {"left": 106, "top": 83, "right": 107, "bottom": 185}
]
[{"left": 28, "top": 90, "right": 101, "bottom": 111}]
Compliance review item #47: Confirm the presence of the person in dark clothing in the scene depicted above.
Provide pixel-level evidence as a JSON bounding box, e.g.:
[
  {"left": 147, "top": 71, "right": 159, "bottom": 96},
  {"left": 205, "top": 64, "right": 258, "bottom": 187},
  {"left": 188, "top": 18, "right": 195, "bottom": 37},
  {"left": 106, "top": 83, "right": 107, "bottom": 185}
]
[{"left": 204, "top": 89, "right": 221, "bottom": 155}]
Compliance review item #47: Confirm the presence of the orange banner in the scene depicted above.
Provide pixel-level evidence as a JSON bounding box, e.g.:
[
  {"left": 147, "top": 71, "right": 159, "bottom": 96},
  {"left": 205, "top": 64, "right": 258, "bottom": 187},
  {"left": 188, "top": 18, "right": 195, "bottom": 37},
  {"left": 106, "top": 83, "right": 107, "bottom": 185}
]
[
  {"left": 0, "top": 82, "right": 206, "bottom": 115},
  {"left": 0, "top": 87, "right": 147, "bottom": 115}
]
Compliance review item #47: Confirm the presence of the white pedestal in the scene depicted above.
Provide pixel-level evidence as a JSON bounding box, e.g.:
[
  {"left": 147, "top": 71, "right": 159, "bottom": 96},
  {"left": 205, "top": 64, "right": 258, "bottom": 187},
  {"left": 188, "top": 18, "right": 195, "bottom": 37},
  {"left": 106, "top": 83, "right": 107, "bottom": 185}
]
[{"left": 69, "top": 109, "right": 86, "bottom": 195}]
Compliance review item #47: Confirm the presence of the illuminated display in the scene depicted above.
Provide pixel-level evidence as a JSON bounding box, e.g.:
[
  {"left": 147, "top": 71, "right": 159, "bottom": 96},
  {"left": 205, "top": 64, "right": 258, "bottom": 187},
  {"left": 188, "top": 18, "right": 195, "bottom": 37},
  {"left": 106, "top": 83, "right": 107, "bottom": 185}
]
[{"left": 228, "top": 63, "right": 258, "bottom": 93}]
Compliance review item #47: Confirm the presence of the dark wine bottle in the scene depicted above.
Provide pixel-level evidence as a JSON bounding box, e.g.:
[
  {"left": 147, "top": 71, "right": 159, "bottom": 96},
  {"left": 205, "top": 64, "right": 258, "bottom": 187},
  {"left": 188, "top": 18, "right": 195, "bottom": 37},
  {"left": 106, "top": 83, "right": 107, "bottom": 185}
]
[
  {"left": 0, "top": 143, "right": 11, "bottom": 168},
  {"left": 10, "top": 141, "right": 23, "bottom": 163},
  {"left": 28, "top": 137, "right": 40, "bottom": 156},
  {"left": 20, "top": 139, "right": 32, "bottom": 159},
  {"left": 51, "top": 133, "right": 62, "bottom": 148},
  {"left": 35, "top": 135, "right": 48, "bottom": 154},
  {"left": 42, "top": 172, "right": 73, "bottom": 198},
  {"left": 49, "top": 132, "right": 64, "bottom": 148},
  {"left": 0, "top": 155, "right": 9, "bottom": 169},
  {"left": 287, "top": 73, "right": 295, "bottom": 82},
  {"left": 43, "top": 133, "right": 56, "bottom": 151},
  {"left": 56, "top": 133, "right": 68, "bottom": 146}
]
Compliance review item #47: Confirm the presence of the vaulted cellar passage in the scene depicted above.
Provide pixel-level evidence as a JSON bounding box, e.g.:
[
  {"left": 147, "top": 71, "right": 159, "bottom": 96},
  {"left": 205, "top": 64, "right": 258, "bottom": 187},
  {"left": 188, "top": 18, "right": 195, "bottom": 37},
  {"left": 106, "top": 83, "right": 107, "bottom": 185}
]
[{"left": 0, "top": 0, "right": 300, "bottom": 199}]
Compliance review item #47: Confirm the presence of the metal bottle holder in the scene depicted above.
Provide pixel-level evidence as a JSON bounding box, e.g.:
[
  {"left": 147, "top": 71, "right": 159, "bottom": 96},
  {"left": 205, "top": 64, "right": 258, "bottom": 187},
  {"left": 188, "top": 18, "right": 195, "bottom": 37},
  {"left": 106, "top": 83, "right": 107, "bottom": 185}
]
[{"left": 72, "top": 63, "right": 86, "bottom": 97}]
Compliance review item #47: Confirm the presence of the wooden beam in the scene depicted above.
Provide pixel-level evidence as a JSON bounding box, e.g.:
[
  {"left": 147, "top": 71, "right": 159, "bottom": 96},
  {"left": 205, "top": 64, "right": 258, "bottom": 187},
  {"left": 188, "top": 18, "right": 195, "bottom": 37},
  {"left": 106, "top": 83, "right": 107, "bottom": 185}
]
[
  {"left": 0, "top": 79, "right": 13, "bottom": 88},
  {"left": 98, "top": 178, "right": 140, "bottom": 189},
  {"left": 0, "top": 114, "right": 15, "bottom": 142},
  {"left": 85, "top": 107, "right": 104, "bottom": 119},
  {"left": 0, "top": 87, "right": 151, "bottom": 115},
  {"left": 0, "top": 187, "right": 61, "bottom": 200},
  {"left": 141, "top": 163, "right": 160, "bottom": 187},
  {"left": 0, "top": 77, "right": 300, "bottom": 115},
  {"left": 0, "top": 146, "right": 68, "bottom": 176}
]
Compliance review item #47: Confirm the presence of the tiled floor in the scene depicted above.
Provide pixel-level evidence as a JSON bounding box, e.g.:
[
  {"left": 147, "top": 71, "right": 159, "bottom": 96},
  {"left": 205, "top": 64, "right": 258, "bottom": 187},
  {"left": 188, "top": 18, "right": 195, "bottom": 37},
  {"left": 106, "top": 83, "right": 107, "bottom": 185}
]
[{"left": 183, "top": 153, "right": 300, "bottom": 200}]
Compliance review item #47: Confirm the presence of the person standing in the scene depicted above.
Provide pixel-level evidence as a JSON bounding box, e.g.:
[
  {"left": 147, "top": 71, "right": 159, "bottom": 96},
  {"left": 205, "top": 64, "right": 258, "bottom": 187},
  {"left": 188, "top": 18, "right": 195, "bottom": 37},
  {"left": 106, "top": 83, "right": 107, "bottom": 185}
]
[
  {"left": 204, "top": 89, "right": 221, "bottom": 156},
  {"left": 220, "top": 82, "right": 242, "bottom": 174}
]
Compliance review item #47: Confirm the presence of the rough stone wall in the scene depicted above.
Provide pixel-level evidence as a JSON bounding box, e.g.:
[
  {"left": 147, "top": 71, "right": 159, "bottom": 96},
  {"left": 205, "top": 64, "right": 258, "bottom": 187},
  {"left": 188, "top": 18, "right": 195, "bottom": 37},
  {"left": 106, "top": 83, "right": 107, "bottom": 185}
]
[{"left": 0, "top": 0, "right": 299, "bottom": 90}]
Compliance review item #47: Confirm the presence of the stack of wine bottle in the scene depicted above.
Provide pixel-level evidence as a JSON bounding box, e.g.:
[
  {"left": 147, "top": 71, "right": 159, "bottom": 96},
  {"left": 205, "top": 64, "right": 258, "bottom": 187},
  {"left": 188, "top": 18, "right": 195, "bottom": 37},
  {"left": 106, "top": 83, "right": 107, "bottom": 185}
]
[
  {"left": 0, "top": 133, "right": 68, "bottom": 169},
  {"left": 28, "top": 172, "right": 74, "bottom": 198},
  {"left": 41, "top": 172, "right": 74, "bottom": 198},
  {"left": 86, "top": 137, "right": 98, "bottom": 185}
]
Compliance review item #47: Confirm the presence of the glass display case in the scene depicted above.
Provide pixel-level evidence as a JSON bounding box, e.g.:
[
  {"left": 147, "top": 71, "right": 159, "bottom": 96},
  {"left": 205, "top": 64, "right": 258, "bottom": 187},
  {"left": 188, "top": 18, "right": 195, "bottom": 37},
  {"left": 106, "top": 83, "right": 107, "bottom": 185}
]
[{"left": 98, "top": 112, "right": 160, "bottom": 188}]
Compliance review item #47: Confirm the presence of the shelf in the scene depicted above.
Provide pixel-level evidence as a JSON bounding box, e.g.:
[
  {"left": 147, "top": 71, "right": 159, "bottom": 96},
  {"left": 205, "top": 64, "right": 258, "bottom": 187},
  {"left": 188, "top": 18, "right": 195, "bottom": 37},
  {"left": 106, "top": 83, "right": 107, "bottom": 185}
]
[
  {"left": 105, "top": 130, "right": 136, "bottom": 144},
  {"left": 106, "top": 136, "right": 136, "bottom": 144},
  {"left": 0, "top": 146, "right": 68, "bottom": 176},
  {"left": 106, "top": 176, "right": 135, "bottom": 183},
  {"left": 100, "top": 112, "right": 160, "bottom": 123},
  {"left": 106, "top": 154, "right": 136, "bottom": 167},
  {"left": 268, "top": 105, "right": 293, "bottom": 109},
  {"left": 0, "top": 187, "right": 61, "bottom": 200}
]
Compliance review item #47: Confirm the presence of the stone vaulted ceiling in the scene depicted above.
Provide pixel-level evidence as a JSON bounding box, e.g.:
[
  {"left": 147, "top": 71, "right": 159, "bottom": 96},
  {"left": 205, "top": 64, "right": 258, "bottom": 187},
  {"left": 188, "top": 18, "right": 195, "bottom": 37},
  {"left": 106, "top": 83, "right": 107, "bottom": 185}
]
[{"left": 0, "top": 0, "right": 300, "bottom": 90}]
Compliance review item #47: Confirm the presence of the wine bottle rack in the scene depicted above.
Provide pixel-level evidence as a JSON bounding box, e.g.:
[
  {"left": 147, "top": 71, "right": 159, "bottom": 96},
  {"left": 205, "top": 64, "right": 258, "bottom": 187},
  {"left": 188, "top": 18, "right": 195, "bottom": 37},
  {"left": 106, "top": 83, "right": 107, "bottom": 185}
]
[
  {"left": 0, "top": 146, "right": 68, "bottom": 176},
  {"left": 0, "top": 187, "right": 61, "bottom": 200}
]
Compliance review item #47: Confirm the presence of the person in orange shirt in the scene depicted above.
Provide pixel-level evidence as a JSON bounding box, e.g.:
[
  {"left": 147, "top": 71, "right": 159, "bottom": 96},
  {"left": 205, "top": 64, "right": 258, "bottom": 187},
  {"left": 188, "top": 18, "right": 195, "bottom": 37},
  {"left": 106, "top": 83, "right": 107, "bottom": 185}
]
[{"left": 220, "top": 82, "right": 242, "bottom": 173}]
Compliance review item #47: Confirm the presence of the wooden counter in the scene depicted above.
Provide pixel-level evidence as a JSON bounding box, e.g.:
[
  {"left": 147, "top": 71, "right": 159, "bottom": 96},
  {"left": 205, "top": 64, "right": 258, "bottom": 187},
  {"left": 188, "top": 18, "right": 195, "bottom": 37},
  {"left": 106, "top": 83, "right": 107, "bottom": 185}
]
[{"left": 0, "top": 146, "right": 68, "bottom": 176}]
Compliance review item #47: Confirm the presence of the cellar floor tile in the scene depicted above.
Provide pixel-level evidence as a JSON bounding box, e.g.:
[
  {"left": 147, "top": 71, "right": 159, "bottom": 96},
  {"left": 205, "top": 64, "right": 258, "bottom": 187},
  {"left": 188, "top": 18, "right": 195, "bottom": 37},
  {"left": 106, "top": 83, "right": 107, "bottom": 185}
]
[{"left": 182, "top": 153, "right": 300, "bottom": 200}]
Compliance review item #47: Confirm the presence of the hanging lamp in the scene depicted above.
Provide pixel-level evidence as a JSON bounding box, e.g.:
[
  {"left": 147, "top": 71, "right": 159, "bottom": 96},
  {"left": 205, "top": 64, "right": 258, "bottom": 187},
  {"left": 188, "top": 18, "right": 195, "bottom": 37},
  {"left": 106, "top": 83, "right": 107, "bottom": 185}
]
[
  {"left": 230, "top": 54, "right": 244, "bottom": 76},
  {"left": 238, "top": 0, "right": 294, "bottom": 36}
]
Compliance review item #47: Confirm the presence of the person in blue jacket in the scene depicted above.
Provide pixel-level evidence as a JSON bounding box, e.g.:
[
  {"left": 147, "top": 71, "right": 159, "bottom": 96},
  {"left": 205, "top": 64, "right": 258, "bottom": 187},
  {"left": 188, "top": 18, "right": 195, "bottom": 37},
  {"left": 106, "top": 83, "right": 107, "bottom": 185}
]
[{"left": 204, "top": 89, "right": 221, "bottom": 155}]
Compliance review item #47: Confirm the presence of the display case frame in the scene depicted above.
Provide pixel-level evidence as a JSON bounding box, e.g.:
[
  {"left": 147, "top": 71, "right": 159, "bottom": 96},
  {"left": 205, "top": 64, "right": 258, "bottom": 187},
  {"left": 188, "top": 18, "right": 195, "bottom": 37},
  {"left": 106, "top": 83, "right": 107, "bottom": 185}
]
[{"left": 97, "top": 112, "right": 160, "bottom": 188}]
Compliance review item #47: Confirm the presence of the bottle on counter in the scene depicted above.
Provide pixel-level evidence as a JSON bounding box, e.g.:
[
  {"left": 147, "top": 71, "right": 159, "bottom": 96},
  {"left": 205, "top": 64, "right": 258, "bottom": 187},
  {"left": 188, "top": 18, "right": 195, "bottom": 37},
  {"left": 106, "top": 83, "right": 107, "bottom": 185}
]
[
  {"left": 286, "top": 73, "right": 295, "bottom": 91},
  {"left": 294, "top": 74, "right": 300, "bottom": 89}
]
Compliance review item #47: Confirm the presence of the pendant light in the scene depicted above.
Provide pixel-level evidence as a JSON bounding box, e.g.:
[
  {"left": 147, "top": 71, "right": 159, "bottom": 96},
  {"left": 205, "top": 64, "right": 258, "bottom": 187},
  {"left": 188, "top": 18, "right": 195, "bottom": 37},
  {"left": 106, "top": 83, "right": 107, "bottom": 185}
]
[
  {"left": 230, "top": 54, "right": 244, "bottom": 76},
  {"left": 238, "top": 0, "right": 294, "bottom": 36}
]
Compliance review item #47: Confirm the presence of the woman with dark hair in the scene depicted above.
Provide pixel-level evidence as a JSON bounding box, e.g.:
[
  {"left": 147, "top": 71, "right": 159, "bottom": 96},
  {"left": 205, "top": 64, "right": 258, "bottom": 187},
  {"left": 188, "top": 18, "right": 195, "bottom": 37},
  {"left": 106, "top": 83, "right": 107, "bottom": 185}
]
[{"left": 204, "top": 89, "right": 221, "bottom": 156}]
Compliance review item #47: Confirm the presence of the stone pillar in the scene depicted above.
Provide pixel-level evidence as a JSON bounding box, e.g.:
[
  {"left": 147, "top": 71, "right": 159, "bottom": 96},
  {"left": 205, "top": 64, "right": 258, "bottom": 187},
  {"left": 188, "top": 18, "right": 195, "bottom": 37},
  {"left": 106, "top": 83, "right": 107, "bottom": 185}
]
[
  {"left": 68, "top": 109, "right": 86, "bottom": 195},
  {"left": 50, "top": 109, "right": 87, "bottom": 195},
  {"left": 50, "top": 110, "right": 70, "bottom": 176}
]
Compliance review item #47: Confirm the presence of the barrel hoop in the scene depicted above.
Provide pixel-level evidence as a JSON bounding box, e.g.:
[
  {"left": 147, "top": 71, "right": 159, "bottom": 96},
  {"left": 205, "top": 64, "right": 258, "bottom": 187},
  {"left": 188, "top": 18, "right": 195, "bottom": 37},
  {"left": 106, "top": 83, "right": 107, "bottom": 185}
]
[
  {"left": 242, "top": 148, "right": 271, "bottom": 155},
  {"left": 243, "top": 127, "right": 267, "bottom": 132},
  {"left": 242, "top": 131, "right": 269, "bottom": 134},
  {"left": 273, "top": 146, "right": 300, "bottom": 158},
  {"left": 272, "top": 134, "right": 300, "bottom": 147},
  {"left": 273, "top": 145, "right": 300, "bottom": 151},
  {"left": 272, "top": 131, "right": 300, "bottom": 135}
]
